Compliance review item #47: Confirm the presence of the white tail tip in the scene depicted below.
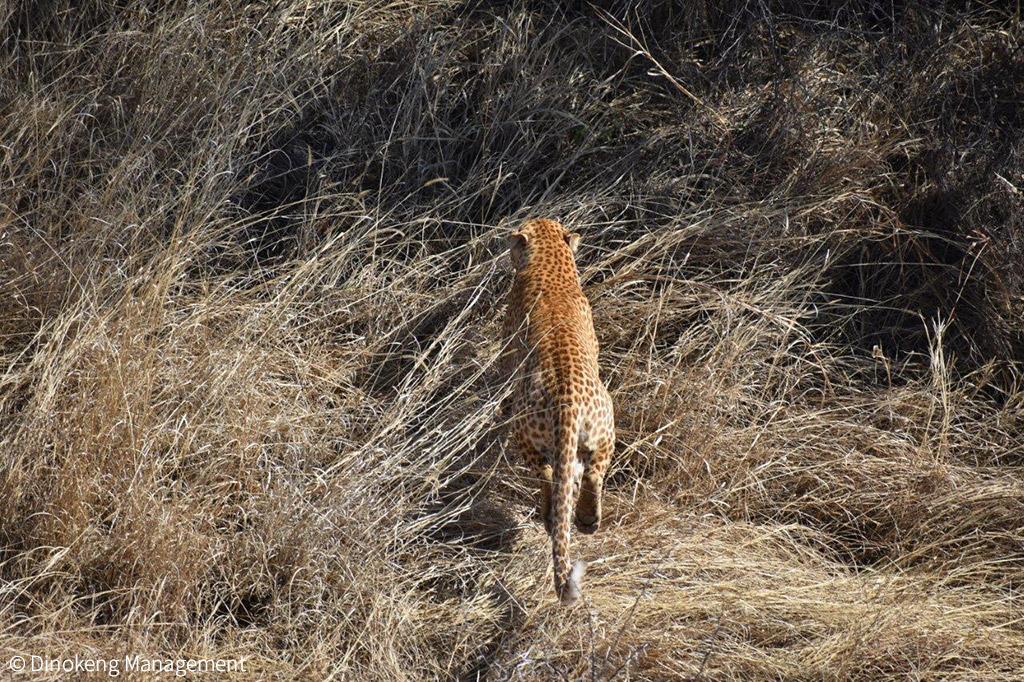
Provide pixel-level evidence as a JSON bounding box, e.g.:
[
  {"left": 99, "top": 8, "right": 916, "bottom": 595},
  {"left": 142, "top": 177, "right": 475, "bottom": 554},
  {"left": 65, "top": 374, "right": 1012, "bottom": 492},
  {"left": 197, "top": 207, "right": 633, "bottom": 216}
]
[{"left": 560, "top": 560, "right": 587, "bottom": 606}]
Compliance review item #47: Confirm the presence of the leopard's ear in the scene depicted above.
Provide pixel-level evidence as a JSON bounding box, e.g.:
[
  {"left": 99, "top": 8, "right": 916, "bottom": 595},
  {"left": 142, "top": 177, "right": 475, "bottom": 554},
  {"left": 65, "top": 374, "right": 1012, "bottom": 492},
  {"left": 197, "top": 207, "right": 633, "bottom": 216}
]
[
  {"left": 509, "top": 231, "right": 529, "bottom": 270},
  {"left": 565, "top": 232, "right": 581, "bottom": 254}
]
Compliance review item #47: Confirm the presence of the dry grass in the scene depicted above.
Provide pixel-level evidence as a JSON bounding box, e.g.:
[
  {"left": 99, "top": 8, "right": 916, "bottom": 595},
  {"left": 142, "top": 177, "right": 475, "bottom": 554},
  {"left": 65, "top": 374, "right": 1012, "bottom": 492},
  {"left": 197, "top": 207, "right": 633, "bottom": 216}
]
[{"left": 2, "top": 1, "right": 1023, "bottom": 679}]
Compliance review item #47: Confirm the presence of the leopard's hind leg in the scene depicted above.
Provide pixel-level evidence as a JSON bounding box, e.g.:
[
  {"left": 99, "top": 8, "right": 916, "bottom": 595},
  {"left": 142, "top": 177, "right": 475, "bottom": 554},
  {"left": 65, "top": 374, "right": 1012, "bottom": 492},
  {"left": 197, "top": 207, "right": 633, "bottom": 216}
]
[{"left": 576, "top": 432, "right": 611, "bottom": 535}]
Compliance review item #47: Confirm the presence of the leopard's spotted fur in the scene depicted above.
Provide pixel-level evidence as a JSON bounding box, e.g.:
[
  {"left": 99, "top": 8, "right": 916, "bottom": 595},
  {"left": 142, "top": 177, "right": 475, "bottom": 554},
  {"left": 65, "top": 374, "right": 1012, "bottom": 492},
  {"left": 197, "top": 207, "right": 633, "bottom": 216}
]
[{"left": 501, "top": 218, "right": 614, "bottom": 605}]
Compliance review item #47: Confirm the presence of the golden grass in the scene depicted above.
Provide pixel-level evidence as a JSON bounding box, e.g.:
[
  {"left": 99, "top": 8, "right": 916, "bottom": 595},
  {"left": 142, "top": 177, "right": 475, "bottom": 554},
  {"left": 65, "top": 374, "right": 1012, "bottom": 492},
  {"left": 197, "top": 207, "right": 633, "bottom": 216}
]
[{"left": 2, "top": 1, "right": 1023, "bottom": 679}]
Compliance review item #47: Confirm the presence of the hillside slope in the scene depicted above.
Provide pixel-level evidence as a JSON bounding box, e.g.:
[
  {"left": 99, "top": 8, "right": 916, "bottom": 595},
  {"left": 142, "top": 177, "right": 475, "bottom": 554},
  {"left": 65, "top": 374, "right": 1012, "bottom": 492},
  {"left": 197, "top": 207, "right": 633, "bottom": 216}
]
[{"left": 2, "top": 1, "right": 1023, "bottom": 679}]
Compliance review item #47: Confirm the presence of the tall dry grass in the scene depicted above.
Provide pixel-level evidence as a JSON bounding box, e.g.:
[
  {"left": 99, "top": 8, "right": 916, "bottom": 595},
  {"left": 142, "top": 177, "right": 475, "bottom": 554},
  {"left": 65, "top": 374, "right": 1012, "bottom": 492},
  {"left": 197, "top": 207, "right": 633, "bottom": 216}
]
[{"left": 2, "top": 1, "right": 1023, "bottom": 679}]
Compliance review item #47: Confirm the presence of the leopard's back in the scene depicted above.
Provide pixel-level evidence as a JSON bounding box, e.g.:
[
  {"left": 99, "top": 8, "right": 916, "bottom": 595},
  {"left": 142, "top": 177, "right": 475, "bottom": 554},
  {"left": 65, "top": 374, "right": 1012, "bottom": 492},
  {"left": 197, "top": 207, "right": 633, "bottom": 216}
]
[{"left": 501, "top": 218, "right": 614, "bottom": 605}]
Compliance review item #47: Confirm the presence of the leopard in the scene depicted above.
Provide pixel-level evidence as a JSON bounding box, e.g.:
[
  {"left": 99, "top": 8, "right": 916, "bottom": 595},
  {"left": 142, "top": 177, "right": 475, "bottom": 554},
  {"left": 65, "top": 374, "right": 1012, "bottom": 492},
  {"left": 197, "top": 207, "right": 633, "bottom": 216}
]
[{"left": 500, "top": 218, "right": 615, "bottom": 606}]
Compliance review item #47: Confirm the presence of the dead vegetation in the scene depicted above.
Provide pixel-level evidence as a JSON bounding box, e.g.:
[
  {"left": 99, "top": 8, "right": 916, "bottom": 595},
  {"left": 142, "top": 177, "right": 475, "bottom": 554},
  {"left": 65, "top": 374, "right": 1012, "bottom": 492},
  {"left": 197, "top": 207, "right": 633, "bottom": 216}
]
[{"left": 2, "top": 1, "right": 1023, "bottom": 679}]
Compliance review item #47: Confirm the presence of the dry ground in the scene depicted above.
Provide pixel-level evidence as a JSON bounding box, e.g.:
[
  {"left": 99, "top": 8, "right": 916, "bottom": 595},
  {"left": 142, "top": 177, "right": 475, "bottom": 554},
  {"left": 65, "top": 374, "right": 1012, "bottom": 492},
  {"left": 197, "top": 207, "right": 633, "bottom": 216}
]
[{"left": 2, "top": 1, "right": 1024, "bottom": 680}]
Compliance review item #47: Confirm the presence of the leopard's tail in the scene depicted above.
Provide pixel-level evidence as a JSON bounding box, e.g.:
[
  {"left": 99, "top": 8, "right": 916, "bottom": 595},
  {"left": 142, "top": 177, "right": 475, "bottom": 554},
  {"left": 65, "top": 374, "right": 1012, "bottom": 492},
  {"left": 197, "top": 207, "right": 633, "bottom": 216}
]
[{"left": 552, "top": 399, "right": 585, "bottom": 606}]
